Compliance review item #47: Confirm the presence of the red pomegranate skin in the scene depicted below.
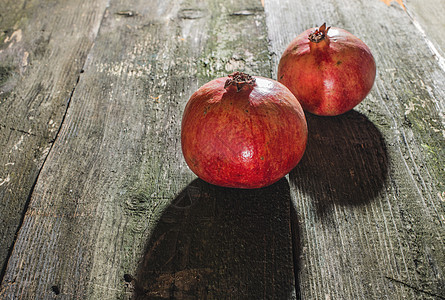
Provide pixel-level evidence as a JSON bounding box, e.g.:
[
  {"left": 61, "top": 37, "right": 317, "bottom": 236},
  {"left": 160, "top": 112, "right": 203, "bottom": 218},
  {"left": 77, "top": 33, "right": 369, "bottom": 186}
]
[
  {"left": 181, "top": 75, "right": 307, "bottom": 189},
  {"left": 277, "top": 25, "right": 376, "bottom": 116}
]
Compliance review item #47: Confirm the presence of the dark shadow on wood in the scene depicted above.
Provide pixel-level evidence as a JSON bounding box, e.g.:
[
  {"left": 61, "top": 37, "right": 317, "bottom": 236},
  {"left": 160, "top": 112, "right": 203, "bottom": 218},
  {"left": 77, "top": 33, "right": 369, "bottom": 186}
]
[
  {"left": 133, "top": 178, "right": 298, "bottom": 299},
  {"left": 290, "top": 110, "right": 389, "bottom": 216}
]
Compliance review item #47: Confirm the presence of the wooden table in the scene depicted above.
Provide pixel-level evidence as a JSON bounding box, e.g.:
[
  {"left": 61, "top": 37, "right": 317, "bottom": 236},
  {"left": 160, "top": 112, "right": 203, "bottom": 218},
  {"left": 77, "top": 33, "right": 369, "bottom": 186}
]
[{"left": 1, "top": 0, "right": 444, "bottom": 298}]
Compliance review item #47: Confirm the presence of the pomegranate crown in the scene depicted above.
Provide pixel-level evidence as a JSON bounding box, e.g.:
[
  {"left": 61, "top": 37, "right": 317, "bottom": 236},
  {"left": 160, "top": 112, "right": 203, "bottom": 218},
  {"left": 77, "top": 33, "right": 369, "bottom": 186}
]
[
  {"left": 224, "top": 71, "right": 256, "bottom": 92},
  {"left": 308, "top": 23, "right": 331, "bottom": 43}
]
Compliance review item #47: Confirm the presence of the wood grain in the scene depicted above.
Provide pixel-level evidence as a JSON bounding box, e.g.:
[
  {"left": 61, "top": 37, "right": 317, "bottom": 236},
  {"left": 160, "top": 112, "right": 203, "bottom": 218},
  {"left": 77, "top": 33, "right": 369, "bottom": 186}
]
[
  {"left": 406, "top": 0, "right": 445, "bottom": 67},
  {"left": 1, "top": 0, "right": 444, "bottom": 298},
  {"left": 1, "top": 0, "right": 297, "bottom": 298},
  {"left": 0, "top": 0, "right": 108, "bottom": 277},
  {"left": 265, "top": 0, "right": 445, "bottom": 298}
]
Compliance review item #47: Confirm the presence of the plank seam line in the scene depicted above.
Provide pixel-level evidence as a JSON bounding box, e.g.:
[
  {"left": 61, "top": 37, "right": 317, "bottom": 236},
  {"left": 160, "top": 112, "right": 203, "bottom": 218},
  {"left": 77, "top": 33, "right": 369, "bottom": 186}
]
[
  {"left": 385, "top": 276, "right": 445, "bottom": 299},
  {"left": 289, "top": 203, "right": 301, "bottom": 300},
  {"left": 0, "top": 0, "right": 111, "bottom": 285},
  {"left": 0, "top": 74, "right": 81, "bottom": 285}
]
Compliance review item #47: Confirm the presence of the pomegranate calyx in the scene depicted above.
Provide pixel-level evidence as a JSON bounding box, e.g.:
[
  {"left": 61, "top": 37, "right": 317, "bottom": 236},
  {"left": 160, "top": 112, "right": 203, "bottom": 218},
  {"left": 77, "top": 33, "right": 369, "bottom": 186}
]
[
  {"left": 224, "top": 71, "right": 256, "bottom": 92},
  {"left": 308, "top": 23, "right": 331, "bottom": 43}
]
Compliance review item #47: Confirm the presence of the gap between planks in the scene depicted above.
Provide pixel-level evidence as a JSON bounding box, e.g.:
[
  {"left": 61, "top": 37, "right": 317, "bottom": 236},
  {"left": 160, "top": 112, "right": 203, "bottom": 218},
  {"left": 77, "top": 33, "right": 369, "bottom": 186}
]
[{"left": 0, "top": 1, "right": 111, "bottom": 284}]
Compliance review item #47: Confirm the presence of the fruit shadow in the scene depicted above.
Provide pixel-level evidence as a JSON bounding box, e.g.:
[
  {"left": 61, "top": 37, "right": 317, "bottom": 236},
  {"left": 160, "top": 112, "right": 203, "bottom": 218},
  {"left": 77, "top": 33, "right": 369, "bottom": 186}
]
[
  {"left": 132, "top": 178, "right": 299, "bottom": 299},
  {"left": 290, "top": 110, "right": 389, "bottom": 216}
]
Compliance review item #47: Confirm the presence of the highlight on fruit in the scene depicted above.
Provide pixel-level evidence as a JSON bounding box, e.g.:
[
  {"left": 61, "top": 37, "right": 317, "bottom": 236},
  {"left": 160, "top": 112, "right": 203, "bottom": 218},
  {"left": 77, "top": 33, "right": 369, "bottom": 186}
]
[
  {"left": 181, "top": 72, "right": 308, "bottom": 189},
  {"left": 277, "top": 23, "right": 376, "bottom": 116}
]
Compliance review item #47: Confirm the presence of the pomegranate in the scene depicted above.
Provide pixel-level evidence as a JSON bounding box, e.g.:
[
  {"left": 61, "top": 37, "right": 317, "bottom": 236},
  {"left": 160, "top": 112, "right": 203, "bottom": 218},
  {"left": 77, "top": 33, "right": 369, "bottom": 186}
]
[
  {"left": 277, "top": 23, "right": 376, "bottom": 116},
  {"left": 181, "top": 72, "right": 307, "bottom": 189}
]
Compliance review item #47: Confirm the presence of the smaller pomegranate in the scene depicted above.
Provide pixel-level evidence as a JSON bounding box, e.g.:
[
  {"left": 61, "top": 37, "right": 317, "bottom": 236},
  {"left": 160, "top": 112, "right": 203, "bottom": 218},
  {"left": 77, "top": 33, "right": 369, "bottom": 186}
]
[
  {"left": 181, "top": 72, "right": 307, "bottom": 189},
  {"left": 278, "top": 23, "right": 376, "bottom": 116}
]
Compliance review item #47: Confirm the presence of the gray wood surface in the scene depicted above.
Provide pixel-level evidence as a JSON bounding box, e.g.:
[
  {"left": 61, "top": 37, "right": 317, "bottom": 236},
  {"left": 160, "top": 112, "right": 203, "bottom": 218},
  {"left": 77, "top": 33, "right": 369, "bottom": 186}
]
[
  {"left": 0, "top": 0, "right": 109, "bottom": 278},
  {"left": 266, "top": 0, "right": 445, "bottom": 299},
  {"left": 406, "top": 0, "right": 445, "bottom": 62},
  {"left": 1, "top": 0, "right": 297, "bottom": 298},
  {"left": 0, "top": 0, "right": 444, "bottom": 299}
]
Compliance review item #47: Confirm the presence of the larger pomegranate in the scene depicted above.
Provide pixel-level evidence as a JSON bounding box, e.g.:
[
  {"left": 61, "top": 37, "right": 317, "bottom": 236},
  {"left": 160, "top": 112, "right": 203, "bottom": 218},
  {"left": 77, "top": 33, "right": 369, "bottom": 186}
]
[
  {"left": 181, "top": 72, "right": 307, "bottom": 189},
  {"left": 277, "top": 23, "right": 376, "bottom": 116}
]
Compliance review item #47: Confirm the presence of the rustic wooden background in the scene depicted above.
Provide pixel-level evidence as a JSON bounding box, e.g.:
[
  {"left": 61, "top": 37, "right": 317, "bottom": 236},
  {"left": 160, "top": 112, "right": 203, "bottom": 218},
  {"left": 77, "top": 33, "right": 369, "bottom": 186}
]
[{"left": 0, "top": 0, "right": 444, "bottom": 299}]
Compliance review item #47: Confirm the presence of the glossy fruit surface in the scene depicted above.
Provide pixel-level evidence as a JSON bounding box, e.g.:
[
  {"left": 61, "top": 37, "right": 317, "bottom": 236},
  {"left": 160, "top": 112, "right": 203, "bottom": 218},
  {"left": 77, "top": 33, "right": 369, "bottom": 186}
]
[
  {"left": 181, "top": 72, "right": 307, "bottom": 189},
  {"left": 277, "top": 23, "right": 376, "bottom": 116}
]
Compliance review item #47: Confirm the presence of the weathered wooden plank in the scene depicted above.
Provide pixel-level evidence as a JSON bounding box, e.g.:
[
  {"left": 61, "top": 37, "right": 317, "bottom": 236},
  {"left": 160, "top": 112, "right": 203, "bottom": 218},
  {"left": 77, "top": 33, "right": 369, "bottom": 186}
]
[
  {"left": 265, "top": 0, "right": 445, "bottom": 299},
  {"left": 406, "top": 0, "right": 445, "bottom": 67},
  {"left": 0, "top": 0, "right": 297, "bottom": 298},
  {"left": 0, "top": 0, "right": 108, "bottom": 277}
]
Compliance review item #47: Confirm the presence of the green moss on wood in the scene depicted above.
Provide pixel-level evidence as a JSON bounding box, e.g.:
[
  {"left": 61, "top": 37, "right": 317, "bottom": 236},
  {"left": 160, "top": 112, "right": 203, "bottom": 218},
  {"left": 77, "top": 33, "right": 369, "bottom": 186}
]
[{"left": 0, "top": 66, "right": 13, "bottom": 86}]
